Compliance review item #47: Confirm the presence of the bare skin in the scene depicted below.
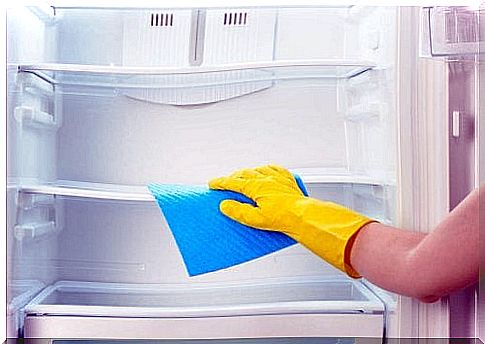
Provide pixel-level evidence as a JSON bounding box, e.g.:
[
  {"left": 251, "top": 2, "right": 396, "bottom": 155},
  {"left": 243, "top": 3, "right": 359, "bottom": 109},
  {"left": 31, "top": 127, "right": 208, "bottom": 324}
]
[{"left": 350, "top": 186, "right": 481, "bottom": 303}]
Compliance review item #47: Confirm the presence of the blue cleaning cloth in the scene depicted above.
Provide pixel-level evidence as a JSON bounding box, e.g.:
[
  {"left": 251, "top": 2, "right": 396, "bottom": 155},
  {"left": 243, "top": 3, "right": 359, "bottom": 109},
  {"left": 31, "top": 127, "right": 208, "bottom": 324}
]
[{"left": 148, "top": 175, "right": 309, "bottom": 276}]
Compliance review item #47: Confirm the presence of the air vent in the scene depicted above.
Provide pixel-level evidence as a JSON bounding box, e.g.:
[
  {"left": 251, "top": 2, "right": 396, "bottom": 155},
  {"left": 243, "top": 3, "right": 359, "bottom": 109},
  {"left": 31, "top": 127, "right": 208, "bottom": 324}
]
[
  {"left": 150, "top": 13, "right": 174, "bottom": 27},
  {"left": 223, "top": 12, "right": 248, "bottom": 26}
]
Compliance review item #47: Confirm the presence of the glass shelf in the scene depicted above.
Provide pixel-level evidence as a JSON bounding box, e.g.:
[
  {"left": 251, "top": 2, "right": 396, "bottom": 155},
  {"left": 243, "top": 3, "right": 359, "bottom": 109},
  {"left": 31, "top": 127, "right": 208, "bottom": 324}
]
[{"left": 16, "top": 60, "right": 376, "bottom": 88}]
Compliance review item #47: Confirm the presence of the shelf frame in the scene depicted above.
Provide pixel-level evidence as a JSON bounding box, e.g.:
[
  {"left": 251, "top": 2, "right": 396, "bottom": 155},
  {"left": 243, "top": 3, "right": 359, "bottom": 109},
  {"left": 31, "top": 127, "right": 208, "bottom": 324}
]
[
  {"left": 15, "top": 174, "right": 393, "bottom": 203},
  {"left": 25, "top": 278, "right": 385, "bottom": 318},
  {"left": 15, "top": 59, "right": 377, "bottom": 88}
]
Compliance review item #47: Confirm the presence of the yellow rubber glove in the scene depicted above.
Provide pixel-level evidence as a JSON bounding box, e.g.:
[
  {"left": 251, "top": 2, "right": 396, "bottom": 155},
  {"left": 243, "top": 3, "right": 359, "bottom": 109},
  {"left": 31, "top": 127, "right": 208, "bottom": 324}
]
[{"left": 209, "top": 165, "right": 375, "bottom": 278}]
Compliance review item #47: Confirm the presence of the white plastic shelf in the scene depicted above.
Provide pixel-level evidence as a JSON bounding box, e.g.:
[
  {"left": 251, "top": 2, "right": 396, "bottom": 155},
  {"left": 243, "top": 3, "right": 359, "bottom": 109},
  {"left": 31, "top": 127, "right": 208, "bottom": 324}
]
[
  {"left": 16, "top": 60, "right": 376, "bottom": 88},
  {"left": 23, "top": 278, "right": 386, "bottom": 339},
  {"left": 17, "top": 174, "right": 392, "bottom": 203},
  {"left": 19, "top": 181, "right": 155, "bottom": 202},
  {"left": 25, "top": 278, "right": 384, "bottom": 317}
]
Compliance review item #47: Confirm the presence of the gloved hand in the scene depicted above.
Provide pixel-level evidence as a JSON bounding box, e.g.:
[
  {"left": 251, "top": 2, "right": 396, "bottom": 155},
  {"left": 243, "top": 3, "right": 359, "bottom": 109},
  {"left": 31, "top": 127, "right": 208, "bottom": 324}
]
[{"left": 209, "top": 165, "right": 375, "bottom": 278}]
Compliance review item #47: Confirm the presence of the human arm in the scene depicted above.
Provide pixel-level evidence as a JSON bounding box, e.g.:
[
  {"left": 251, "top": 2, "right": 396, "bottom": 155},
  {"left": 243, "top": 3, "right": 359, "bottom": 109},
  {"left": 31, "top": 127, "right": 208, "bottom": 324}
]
[
  {"left": 209, "top": 165, "right": 480, "bottom": 302},
  {"left": 350, "top": 187, "right": 480, "bottom": 302}
]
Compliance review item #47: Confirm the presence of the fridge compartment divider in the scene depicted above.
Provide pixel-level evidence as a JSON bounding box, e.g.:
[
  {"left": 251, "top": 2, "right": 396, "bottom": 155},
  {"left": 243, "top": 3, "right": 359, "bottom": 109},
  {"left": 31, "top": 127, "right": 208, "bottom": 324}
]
[
  {"left": 15, "top": 59, "right": 377, "bottom": 89},
  {"left": 24, "top": 278, "right": 385, "bottom": 318},
  {"left": 17, "top": 176, "right": 393, "bottom": 203},
  {"left": 20, "top": 181, "right": 155, "bottom": 202}
]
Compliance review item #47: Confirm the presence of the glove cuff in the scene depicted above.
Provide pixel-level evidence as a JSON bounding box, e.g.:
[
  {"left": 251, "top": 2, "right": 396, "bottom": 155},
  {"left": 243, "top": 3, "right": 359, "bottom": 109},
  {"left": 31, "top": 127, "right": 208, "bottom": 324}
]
[
  {"left": 343, "top": 220, "right": 375, "bottom": 278},
  {"left": 290, "top": 199, "right": 374, "bottom": 279}
]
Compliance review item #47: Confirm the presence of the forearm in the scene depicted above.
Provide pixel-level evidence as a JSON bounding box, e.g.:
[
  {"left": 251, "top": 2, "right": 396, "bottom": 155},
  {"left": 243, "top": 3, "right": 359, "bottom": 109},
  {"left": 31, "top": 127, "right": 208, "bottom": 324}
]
[
  {"left": 350, "top": 187, "right": 480, "bottom": 302},
  {"left": 209, "top": 165, "right": 479, "bottom": 302},
  {"left": 350, "top": 222, "right": 431, "bottom": 300}
]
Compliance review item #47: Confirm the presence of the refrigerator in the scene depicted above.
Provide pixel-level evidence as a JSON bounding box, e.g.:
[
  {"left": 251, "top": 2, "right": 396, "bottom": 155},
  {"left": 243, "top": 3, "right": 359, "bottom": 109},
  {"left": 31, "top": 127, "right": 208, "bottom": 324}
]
[{"left": 5, "top": 3, "right": 483, "bottom": 342}]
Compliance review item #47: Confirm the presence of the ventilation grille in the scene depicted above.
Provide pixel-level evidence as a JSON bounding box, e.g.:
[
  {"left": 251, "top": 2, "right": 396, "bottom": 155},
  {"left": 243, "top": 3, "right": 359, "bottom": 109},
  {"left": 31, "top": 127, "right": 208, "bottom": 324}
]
[
  {"left": 150, "top": 13, "right": 174, "bottom": 27},
  {"left": 223, "top": 12, "right": 248, "bottom": 26}
]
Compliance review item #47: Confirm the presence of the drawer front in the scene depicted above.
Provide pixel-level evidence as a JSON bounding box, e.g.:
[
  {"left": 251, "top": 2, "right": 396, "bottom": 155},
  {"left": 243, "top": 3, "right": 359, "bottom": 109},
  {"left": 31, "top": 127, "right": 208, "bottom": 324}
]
[{"left": 25, "top": 313, "right": 384, "bottom": 339}]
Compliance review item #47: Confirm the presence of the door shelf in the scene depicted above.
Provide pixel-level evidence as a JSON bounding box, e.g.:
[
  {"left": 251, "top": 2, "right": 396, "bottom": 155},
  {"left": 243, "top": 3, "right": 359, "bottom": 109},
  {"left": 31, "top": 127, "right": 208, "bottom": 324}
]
[
  {"left": 25, "top": 278, "right": 384, "bottom": 318},
  {"left": 421, "top": 6, "right": 483, "bottom": 58},
  {"left": 16, "top": 60, "right": 376, "bottom": 88}
]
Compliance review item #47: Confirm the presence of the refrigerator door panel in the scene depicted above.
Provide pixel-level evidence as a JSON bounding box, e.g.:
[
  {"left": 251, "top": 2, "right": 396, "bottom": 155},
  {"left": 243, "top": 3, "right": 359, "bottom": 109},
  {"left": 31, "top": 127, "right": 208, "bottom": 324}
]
[
  {"left": 419, "top": 5, "right": 482, "bottom": 339},
  {"left": 420, "top": 6, "right": 483, "bottom": 58}
]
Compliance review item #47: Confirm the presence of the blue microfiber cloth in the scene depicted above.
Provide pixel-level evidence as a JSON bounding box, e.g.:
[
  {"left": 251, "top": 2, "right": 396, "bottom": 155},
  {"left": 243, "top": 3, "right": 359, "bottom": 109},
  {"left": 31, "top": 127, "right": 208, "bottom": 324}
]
[{"left": 148, "top": 175, "right": 308, "bottom": 276}]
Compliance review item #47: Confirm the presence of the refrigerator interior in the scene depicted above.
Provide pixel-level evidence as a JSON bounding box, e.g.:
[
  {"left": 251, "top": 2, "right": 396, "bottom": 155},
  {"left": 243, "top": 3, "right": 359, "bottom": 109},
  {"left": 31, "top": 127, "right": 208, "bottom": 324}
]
[{"left": 7, "top": 5, "right": 399, "bottom": 339}]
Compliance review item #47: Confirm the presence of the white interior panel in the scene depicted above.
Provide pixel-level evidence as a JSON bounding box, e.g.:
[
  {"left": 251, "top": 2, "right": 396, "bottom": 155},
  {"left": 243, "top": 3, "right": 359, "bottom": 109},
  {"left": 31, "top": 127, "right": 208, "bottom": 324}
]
[
  {"left": 6, "top": 7, "right": 54, "bottom": 64},
  {"left": 122, "top": 10, "right": 192, "bottom": 67},
  {"left": 275, "top": 8, "right": 348, "bottom": 60},
  {"left": 55, "top": 9, "right": 124, "bottom": 65},
  {"left": 57, "top": 81, "right": 345, "bottom": 185},
  {"left": 204, "top": 9, "right": 277, "bottom": 64}
]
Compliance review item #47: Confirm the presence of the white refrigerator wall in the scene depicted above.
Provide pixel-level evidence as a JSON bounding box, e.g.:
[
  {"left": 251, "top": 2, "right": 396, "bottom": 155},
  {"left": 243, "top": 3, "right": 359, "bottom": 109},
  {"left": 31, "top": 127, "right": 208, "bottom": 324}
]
[
  {"left": 57, "top": 82, "right": 346, "bottom": 185},
  {"left": 52, "top": 8, "right": 353, "bottom": 65},
  {"left": 7, "top": 3, "right": 398, "bottom": 314},
  {"left": 7, "top": 7, "right": 59, "bottom": 297}
]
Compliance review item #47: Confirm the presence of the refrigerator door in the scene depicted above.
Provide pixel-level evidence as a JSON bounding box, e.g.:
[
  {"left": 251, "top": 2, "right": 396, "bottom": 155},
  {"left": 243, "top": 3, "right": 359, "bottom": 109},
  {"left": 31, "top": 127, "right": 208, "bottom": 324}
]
[{"left": 402, "top": 5, "right": 482, "bottom": 339}]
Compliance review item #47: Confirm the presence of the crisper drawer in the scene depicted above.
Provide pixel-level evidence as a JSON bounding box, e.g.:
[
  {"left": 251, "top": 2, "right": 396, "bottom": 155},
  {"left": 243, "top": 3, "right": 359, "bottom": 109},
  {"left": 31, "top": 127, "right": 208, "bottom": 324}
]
[{"left": 24, "top": 279, "right": 385, "bottom": 339}]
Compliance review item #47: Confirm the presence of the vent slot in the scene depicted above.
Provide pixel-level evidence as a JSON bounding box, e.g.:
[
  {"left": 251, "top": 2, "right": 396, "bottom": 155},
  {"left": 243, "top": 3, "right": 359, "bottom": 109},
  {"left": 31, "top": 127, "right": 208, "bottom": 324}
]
[
  {"left": 223, "top": 12, "right": 248, "bottom": 26},
  {"left": 150, "top": 13, "right": 174, "bottom": 27}
]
